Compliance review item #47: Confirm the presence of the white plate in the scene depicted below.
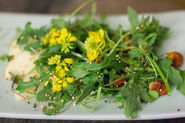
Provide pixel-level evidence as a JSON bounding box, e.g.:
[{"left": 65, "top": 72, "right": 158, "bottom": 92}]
[{"left": 0, "top": 11, "right": 185, "bottom": 120}]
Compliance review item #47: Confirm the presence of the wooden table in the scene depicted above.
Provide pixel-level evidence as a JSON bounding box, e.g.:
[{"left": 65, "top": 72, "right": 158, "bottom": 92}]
[{"left": 0, "top": 0, "right": 185, "bottom": 122}]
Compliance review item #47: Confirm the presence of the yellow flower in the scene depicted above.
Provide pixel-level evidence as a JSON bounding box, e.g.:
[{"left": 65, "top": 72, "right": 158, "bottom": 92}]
[
  {"left": 48, "top": 55, "right": 61, "bottom": 65},
  {"left": 66, "top": 77, "right": 74, "bottom": 83},
  {"left": 64, "top": 66, "right": 69, "bottom": 71},
  {"left": 52, "top": 84, "right": 62, "bottom": 92},
  {"left": 86, "top": 50, "right": 98, "bottom": 61},
  {"left": 85, "top": 29, "right": 105, "bottom": 61},
  {"left": 63, "top": 81, "right": 68, "bottom": 87},
  {"left": 59, "top": 68, "right": 66, "bottom": 77},
  {"left": 42, "top": 28, "right": 77, "bottom": 53},
  {"left": 44, "top": 81, "right": 49, "bottom": 86},
  {"left": 48, "top": 57, "right": 75, "bottom": 93},
  {"left": 64, "top": 58, "right": 73, "bottom": 64}
]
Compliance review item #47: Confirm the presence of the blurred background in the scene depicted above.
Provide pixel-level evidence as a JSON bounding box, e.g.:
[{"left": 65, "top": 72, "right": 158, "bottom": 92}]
[{"left": 0, "top": 0, "right": 185, "bottom": 15}]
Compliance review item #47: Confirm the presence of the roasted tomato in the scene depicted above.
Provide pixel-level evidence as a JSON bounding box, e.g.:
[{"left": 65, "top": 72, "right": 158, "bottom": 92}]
[
  {"left": 149, "top": 80, "right": 167, "bottom": 96},
  {"left": 167, "top": 51, "right": 183, "bottom": 67},
  {"left": 113, "top": 78, "right": 126, "bottom": 88}
]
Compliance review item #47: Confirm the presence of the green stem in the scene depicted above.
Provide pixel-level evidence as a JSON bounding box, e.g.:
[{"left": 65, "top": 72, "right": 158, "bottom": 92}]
[
  {"left": 140, "top": 46, "right": 171, "bottom": 94},
  {"left": 108, "top": 33, "right": 128, "bottom": 56},
  {"left": 71, "top": 51, "right": 87, "bottom": 61},
  {"left": 80, "top": 87, "right": 101, "bottom": 112},
  {"left": 105, "top": 31, "right": 115, "bottom": 45},
  {"left": 76, "top": 40, "right": 86, "bottom": 52},
  {"left": 101, "top": 87, "right": 120, "bottom": 91},
  {"left": 26, "top": 67, "right": 36, "bottom": 76},
  {"left": 69, "top": 0, "right": 93, "bottom": 20},
  {"left": 91, "top": 1, "right": 96, "bottom": 17},
  {"left": 145, "top": 54, "right": 158, "bottom": 77},
  {"left": 150, "top": 58, "right": 171, "bottom": 94}
]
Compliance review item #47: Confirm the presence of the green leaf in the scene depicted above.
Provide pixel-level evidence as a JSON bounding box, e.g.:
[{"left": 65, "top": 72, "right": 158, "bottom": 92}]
[
  {"left": 149, "top": 90, "right": 159, "bottom": 101},
  {"left": 51, "top": 17, "right": 65, "bottom": 29},
  {"left": 36, "top": 87, "right": 52, "bottom": 101},
  {"left": 144, "top": 33, "right": 157, "bottom": 46},
  {"left": 177, "top": 71, "right": 185, "bottom": 96},
  {"left": 72, "top": 62, "right": 100, "bottom": 80},
  {"left": 127, "top": 7, "right": 139, "bottom": 30},
  {"left": 108, "top": 69, "right": 116, "bottom": 87},
  {"left": 17, "top": 22, "right": 48, "bottom": 48},
  {"left": 159, "top": 58, "right": 183, "bottom": 85},
  {"left": 44, "top": 100, "right": 67, "bottom": 115},
  {"left": 120, "top": 83, "right": 141, "bottom": 118},
  {"left": 100, "top": 52, "right": 118, "bottom": 68},
  {"left": 75, "top": 82, "right": 95, "bottom": 104},
  {"left": 82, "top": 73, "right": 99, "bottom": 85},
  {"left": 0, "top": 54, "right": 13, "bottom": 62},
  {"left": 129, "top": 49, "right": 141, "bottom": 59},
  {"left": 24, "top": 41, "right": 41, "bottom": 53},
  {"left": 16, "top": 68, "right": 49, "bottom": 93},
  {"left": 138, "top": 87, "right": 153, "bottom": 103}
]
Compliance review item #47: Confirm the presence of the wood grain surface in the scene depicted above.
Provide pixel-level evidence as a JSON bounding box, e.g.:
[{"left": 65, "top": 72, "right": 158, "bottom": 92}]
[{"left": 0, "top": 0, "right": 185, "bottom": 122}]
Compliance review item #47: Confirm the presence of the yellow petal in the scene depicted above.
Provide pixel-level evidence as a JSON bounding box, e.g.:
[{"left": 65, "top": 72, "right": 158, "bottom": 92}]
[
  {"left": 44, "top": 81, "right": 49, "bottom": 86},
  {"left": 69, "top": 36, "right": 77, "bottom": 42},
  {"left": 64, "top": 66, "right": 69, "bottom": 71},
  {"left": 98, "top": 29, "right": 104, "bottom": 38},
  {"left": 63, "top": 81, "right": 68, "bottom": 87},
  {"left": 64, "top": 58, "right": 73, "bottom": 64},
  {"left": 66, "top": 77, "right": 74, "bottom": 83}
]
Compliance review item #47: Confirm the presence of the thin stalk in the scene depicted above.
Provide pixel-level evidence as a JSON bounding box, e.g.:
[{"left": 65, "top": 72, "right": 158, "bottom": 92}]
[
  {"left": 139, "top": 46, "right": 171, "bottom": 94},
  {"left": 80, "top": 87, "right": 101, "bottom": 112},
  {"left": 108, "top": 33, "right": 128, "bottom": 56},
  {"left": 105, "top": 31, "right": 115, "bottom": 45},
  {"left": 150, "top": 58, "right": 171, "bottom": 94},
  {"left": 76, "top": 40, "right": 86, "bottom": 52},
  {"left": 71, "top": 51, "right": 87, "bottom": 61},
  {"left": 91, "top": 1, "right": 96, "bottom": 17},
  {"left": 69, "top": 0, "right": 93, "bottom": 20},
  {"left": 101, "top": 87, "right": 120, "bottom": 91}
]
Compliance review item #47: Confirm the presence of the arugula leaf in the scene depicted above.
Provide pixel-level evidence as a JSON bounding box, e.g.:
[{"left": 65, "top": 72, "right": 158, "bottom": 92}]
[
  {"left": 43, "top": 102, "right": 64, "bottom": 115},
  {"left": 75, "top": 82, "right": 96, "bottom": 104},
  {"left": 108, "top": 69, "right": 116, "bottom": 87},
  {"left": 177, "top": 71, "right": 185, "bottom": 96},
  {"left": 17, "top": 22, "right": 48, "bottom": 52},
  {"left": 82, "top": 73, "right": 99, "bottom": 85},
  {"left": 127, "top": 7, "right": 139, "bottom": 30},
  {"left": 129, "top": 49, "right": 142, "bottom": 59},
  {"left": 159, "top": 58, "right": 183, "bottom": 85},
  {"left": 16, "top": 68, "right": 49, "bottom": 93},
  {"left": 138, "top": 87, "right": 153, "bottom": 103},
  {"left": 17, "top": 22, "right": 34, "bottom": 45},
  {"left": 72, "top": 62, "right": 100, "bottom": 80},
  {"left": 120, "top": 83, "right": 141, "bottom": 118},
  {"left": 51, "top": 17, "right": 65, "bottom": 29},
  {"left": 36, "top": 86, "right": 52, "bottom": 101},
  {"left": 43, "top": 95, "right": 69, "bottom": 115},
  {"left": 144, "top": 33, "right": 157, "bottom": 46},
  {"left": 24, "top": 41, "right": 41, "bottom": 53}
]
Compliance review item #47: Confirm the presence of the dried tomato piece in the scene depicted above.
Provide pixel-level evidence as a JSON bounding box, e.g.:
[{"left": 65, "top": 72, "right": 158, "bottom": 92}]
[
  {"left": 113, "top": 78, "right": 126, "bottom": 88},
  {"left": 167, "top": 51, "right": 183, "bottom": 67},
  {"left": 149, "top": 80, "right": 167, "bottom": 96}
]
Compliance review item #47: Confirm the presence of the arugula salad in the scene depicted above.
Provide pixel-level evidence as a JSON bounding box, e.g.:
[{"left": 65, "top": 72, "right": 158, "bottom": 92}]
[{"left": 1, "top": 0, "right": 185, "bottom": 119}]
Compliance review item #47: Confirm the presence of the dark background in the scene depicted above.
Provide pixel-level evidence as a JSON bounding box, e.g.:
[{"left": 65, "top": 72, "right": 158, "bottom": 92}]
[
  {"left": 0, "top": 0, "right": 185, "bottom": 123},
  {"left": 0, "top": 0, "right": 185, "bottom": 14}
]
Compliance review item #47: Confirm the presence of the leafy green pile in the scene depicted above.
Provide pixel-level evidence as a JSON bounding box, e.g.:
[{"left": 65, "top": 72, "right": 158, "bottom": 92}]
[{"left": 2, "top": 1, "right": 185, "bottom": 119}]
